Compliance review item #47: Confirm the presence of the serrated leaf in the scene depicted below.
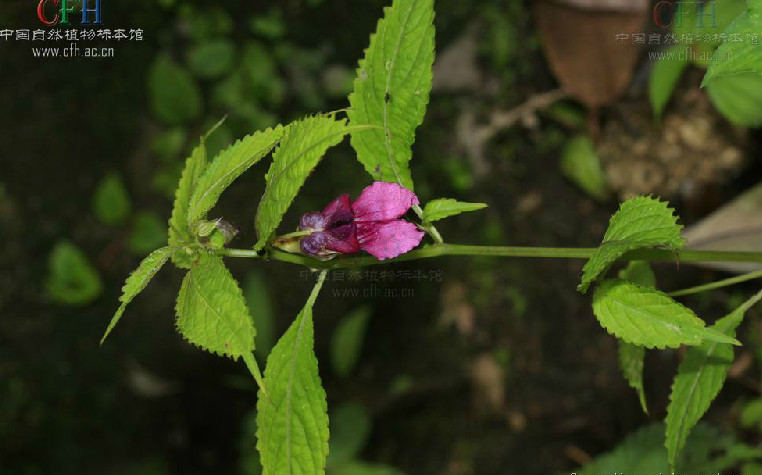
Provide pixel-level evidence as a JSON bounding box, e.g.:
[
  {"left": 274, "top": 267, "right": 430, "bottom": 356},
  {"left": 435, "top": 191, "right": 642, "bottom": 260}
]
[
  {"left": 347, "top": 0, "right": 435, "bottom": 190},
  {"left": 592, "top": 279, "right": 740, "bottom": 349},
  {"left": 187, "top": 126, "right": 283, "bottom": 225},
  {"left": 665, "top": 288, "right": 762, "bottom": 469},
  {"left": 254, "top": 116, "right": 348, "bottom": 249},
  {"left": 422, "top": 198, "right": 487, "bottom": 223},
  {"left": 649, "top": 45, "right": 690, "bottom": 120},
  {"left": 175, "top": 254, "right": 256, "bottom": 358},
  {"left": 101, "top": 246, "right": 170, "bottom": 343},
  {"left": 616, "top": 261, "right": 656, "bottom": 413},
  {"left": 702, "top": 3, "right": 762, "bottom": 85},
  {"left": 93, "top": 173, "right": 131, "bottom": 226},
  {"left": 330, "top": 307, "right": 371, "bottom": 378},
  {"left": 257, "top": 273, "right": 329, "bottom": 475},
  {"left": 169, "top": 139, "right": 207, "bottom": 268},
  {"left": 578, "top": 196, "right": 685, "bottom": 293}
]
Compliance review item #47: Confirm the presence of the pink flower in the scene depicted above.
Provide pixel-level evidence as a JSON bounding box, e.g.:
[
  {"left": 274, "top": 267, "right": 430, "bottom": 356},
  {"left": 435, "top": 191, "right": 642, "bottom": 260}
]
[{"left": 299, "top": 182, "right": 425, "bottom": 260}]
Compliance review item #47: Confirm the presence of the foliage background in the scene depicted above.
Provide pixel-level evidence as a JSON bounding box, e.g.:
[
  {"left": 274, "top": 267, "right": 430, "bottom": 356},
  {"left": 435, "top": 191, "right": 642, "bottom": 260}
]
[{"left": 0, "top": 0, "right": 761, "bottom": 473}]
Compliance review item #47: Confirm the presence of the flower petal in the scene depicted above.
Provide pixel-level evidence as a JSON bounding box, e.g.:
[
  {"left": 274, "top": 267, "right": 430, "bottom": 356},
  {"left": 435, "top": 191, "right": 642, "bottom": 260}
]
[
  {"left": 352, "top": 182, "right": 419, "bottom": 222},
  {"left": 322, "top": 194, "right": 353, "bottom": 226},
  {"left": 325, "top": 223, "right": 361, "bottom": 254},
  {"left": 357, "top": 219, "right": 424, "bottom": 260},
  {"left": 299, "top": 212, "right": 326, "bottom": 231},
  {"left": 300, "top": 232, "right": 328, "bottom": 256}
]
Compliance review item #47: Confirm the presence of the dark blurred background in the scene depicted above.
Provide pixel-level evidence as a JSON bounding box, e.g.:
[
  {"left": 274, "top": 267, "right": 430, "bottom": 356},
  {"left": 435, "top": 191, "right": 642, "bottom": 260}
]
[{"left": 1, "top": 0, "right": 761, "bottom": 473}]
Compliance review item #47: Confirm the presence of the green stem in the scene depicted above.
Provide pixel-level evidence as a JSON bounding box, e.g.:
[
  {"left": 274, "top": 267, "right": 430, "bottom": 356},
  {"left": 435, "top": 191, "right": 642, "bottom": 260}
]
[
  {"left": 213, "top": 244, "right": 762, "bottom": 269},
  {"left": 668, "top": 269, "right": 762, "bottom": 297}
]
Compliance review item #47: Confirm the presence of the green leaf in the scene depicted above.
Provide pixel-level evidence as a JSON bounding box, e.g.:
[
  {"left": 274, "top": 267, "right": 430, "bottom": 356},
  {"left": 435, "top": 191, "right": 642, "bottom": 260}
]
[
  {"left": 244, "top": 270, "right": 276, "bottom": 359},
  {"left": 93, "top": 173, "right": 131, "bottom": 226},
  {"left": 615, "top": 261, "right": 656, "bottom": 414},
  {"left": 618, "top": 342, "right": 647, "bottom": 413},
  {"left": 46, "top": 240, "right": 103, "bottom": 306},
  {"left": 327, "top": 401, "right": 372, "bottom": 466},
  {"left": 169, "top": 139, "right": 207, "bottom": 268},
  {"left": 665, "top": 288, "right": 762, "bottom": 469},
  {"left": 649, "top": 45, "right": 690, "bottom": 120},
  {"left": 578, "top": 422, "right": 760, "bottom": 475},
  {"left": 560, "top": 135, "right": 609, "bottom": 201},
  {"left": 175, "top": 254, "right": 256, "bottom": 358},
  {"left": 128, "top": 211, "right": 167, "bottom": 254},
  {"left": 592, "top": 279, "right": 740, "bottom": 349},
  {"left": 257, "top": 272, "right": 329, "bottom": 475},
  {"left": 150, "top": 128, "right": 187, "bottom": 162},
  {"left": 254, "top": 116, "right": 348, "bottom": 249},
  {"left": 187, "top": 125, "right": 284, "bottom": 225},
  {"left": 618, "top": 261, "right": 657, "bottom": 289},
  {"left": 186, "top": 40, "right": 236, "bottom": 79},
  {"left": 347, "top": 0, "right": 435, "bottom": 190},
  {"left": 578, "top": 196, "right": 685, "bottom": 293},
  {"left": 242, "top": 41, "right": 285, "bottom": 106},
  {"left": 702, "top": 2, "right": 762, "bottom": 84},
  {"left": 421, "top": 198, "right": 487, "bottom": 223},
  {"left": 148, "top": 54, "right": 202, "bottom": 125},
  {"left": 706, "top": 73, "right": 762, "bottom": 127},
  {"left": 741, "top": 399, "right": 762, "bottom": 429},
  {"left": 101, "top": 246, "right": 170, "bottom": 343},
  {"left": 330, "top": 307, "right": 371, "bottom": 378}
]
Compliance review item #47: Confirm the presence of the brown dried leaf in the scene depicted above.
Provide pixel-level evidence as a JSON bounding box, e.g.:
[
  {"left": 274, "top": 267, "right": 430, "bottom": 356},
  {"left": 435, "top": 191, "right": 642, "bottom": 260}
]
[{"left": 534, "top": 0, "right": 648, "bottom": 108}]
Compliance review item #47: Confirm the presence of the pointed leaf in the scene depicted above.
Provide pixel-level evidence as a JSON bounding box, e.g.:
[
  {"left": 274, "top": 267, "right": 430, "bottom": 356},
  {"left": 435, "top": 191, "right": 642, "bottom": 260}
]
[
  {"left": 101, "top": 246, "right": 171, "bottom": 343},
  {"left": 244, "top": 270, "right": 276, "bottom": 359},
  {"left": 616, "top": 261, "right": 656, "bottom": 413},
  {"left": 592, "top": 279, "right": 740, "bottom": 349},
  {"left": 187, "top": 125, "right": 283, "bottom": 224},
  {"left": 148, "top": 54, "right": 202, "bottom": 125},
  {"left": 560, "top": 135, "right": 609, "bottom": 201},
  {"left": 347, "top": 0, "right": 435, "bottom": 190},
  {"left": 649, "top": 45, "right": 690, "bottom": 120},
  {"left": 175, "top": 254, "right": 256, "bottom": 358},
  {"left": 257, "top": 273, "right": 329, "bottom": 475},
  {"left": 169, "top": 139, "right": 207, "bottom": 268},
  {"left": 579, "top": 196, "right": 685, "bottom": 293},
  {"left": 46, "top": 240, "right": 103, "bottom": 306},
  {"left": 330, "top": 306, "right": 371, "bottom": 378},
  {"left": 422, "top": 198, "right": 487, "bottom": 223},
  {"left": 254, "top": 116, "right": 348, "bottom": 249},
  {"left": 665, "top": 288, "right": 762, "bottom": 469},
  {"left": 702, "top": 2, "right": 762, "bottom": 85},
  {"left": 618, "top": 342, "right": 648, "bottom": 413},
  {"left": 93, "top": 173, "right": 132, "bottom": 226}
]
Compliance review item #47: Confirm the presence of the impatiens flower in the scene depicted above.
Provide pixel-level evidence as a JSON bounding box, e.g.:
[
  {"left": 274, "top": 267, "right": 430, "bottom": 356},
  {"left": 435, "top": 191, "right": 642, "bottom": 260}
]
[{"left": 299, "top": 182, "right": 425, "bottom": 260}]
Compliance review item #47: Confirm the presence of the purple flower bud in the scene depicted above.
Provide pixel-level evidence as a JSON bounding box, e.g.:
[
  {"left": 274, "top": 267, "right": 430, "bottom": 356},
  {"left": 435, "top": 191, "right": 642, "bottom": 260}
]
[{"left": 298, "top": 182, "right": 424, "bottom": 260}]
